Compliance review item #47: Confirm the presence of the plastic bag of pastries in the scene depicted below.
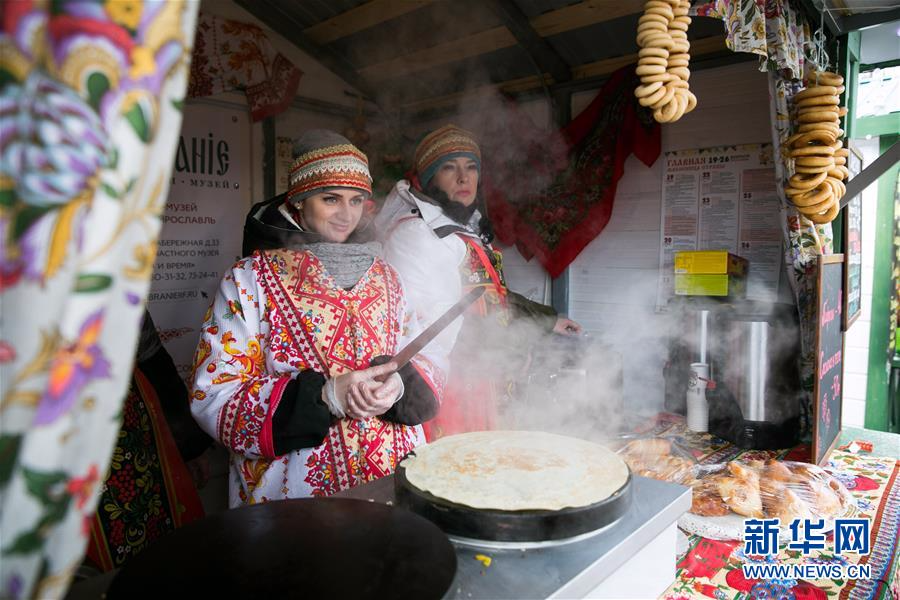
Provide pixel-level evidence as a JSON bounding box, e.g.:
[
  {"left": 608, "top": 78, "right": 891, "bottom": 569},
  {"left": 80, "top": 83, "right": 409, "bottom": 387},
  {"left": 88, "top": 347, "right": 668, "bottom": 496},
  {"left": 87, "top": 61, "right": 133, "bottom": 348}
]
[
  {"left": 617, "top": 438, "right": 697, "bottom": 485},
  {"left": 687, "top": 459, "right": 852, "bottom": 520}
]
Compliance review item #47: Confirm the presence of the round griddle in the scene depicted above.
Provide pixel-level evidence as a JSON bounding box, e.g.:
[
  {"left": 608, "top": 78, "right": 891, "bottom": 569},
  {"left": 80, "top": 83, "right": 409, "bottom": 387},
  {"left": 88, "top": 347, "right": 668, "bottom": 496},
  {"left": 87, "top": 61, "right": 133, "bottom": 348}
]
[
  {"left": 107, "top": 498, "right": 456, "bottom": 599},
  {"left": 395, "top": 463, "right": 632, "bottom": 542}
]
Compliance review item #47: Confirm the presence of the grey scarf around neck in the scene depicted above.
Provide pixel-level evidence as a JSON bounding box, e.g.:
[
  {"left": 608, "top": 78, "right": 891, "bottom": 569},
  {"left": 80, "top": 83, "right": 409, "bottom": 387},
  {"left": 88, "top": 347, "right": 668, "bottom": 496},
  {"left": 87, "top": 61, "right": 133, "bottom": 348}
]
[{"left": 305, "top": 241, "right": 382, "bottom": 289}]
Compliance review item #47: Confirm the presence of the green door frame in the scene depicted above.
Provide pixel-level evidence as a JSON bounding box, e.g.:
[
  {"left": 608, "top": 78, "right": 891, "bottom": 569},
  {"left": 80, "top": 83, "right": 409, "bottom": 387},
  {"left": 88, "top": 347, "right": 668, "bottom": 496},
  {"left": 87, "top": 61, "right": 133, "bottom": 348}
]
[
  {"left": 864, "top": 131, "right": 899, "bottom": 432},
  {"left": 833, "top": 32, "right": 861, "bottom": 251},
  {"left": 841, "top": 38, "right": 899, "bottom": 431},
  {"left": 835, "top": 35, "right": 898, "bottom": 431}
]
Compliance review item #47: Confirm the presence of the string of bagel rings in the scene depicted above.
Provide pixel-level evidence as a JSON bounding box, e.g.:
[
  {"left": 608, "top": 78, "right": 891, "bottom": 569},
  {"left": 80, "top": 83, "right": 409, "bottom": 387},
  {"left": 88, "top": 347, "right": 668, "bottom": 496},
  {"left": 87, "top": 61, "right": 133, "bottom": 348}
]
[
  {"left": 782, "top": 70, "right": 849, "bottom": 224},
  {"left": 634, "top": 0, "right": 696, "bottom": 123}
]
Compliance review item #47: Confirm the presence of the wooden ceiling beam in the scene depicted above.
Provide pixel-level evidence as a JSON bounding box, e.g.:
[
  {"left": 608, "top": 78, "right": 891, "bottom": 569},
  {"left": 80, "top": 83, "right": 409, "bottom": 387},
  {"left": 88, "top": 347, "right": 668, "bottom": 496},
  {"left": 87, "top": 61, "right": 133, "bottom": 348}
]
[
  {"left": 359, "top": 26, "right": 518, "bottom": 82},
  {"left": 487, "top": 0, "right": 572, "bottom": 84},
  {"left": 400, "top": 35, "right": 728, "bottom": 114},
  {"left": 571, "top": 35, "right": 728, "bottom": 79},
  {"left": 304, "top": 0, "right": 435, "bottom": 45},
  {"left": 234, "top": 0, "right": 378, "bottom": 100},
  {"left": 840, "top": 7, "right": 900, "bottom": 33},
  {"left": 394, "top": 72, "right": 551, "bottom": 116},
  {"left": 359, "top": 0, "right": 647, "bottom": 82},
  {"left": 530, "top": 0, "right": 645, "bottom": 37}
]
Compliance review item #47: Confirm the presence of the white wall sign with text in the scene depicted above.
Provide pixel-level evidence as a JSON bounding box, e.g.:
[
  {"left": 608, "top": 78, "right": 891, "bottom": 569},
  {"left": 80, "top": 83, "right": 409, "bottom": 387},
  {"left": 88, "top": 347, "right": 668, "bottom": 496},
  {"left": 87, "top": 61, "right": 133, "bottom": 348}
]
[{"left": 148, "top": 102, "right": 251, "bottom": 378}]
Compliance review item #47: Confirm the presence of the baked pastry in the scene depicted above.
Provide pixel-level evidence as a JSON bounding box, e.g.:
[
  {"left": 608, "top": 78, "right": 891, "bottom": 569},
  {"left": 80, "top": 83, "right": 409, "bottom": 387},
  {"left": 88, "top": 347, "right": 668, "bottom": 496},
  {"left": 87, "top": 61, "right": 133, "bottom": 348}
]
[
  {"left": 621, "top": 438, "right": 672, "bottom": 457},
  {"left": 691, "top": 490, "right": 731, "bottom": 516},
  {"left": 783, "top": 70, "right": 849, "bottom": 224},
  {"left": 716, "top": 462, "right": 764, "bottom": 518},
  {"left": 764, "top": 487, "right": 811, "bottom": 523},
  {"left": 619, "top": 440, "right": 695, "bottom": 485},
  {"left": 690, "top": 477, "right": 731, "bottom": 516},
  {"left": 402, "top": 431, "right": 630, "bottom": 511},
  {"left": 765, "top": 459, "right": 794, "bottom": 482},
  {"left": 686, "top": 459, "right": 849, "bottom": 522},
  {"left": 634, "top": 0, "right": 696, "bottom": 123},
  {"left": 805, "top": 479, "right": 843, "bottom": 516}
]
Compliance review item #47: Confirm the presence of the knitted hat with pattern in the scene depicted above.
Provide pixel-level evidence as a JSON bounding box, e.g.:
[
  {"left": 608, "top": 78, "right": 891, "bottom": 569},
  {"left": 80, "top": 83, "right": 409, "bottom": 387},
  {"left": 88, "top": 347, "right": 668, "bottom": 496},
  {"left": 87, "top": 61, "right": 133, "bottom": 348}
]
[
  {"left": 288, "top": 129, "right": 372, "bottom": 202},
  {"left": 414, "top": 124, "right": 481, "bottom": 189}
]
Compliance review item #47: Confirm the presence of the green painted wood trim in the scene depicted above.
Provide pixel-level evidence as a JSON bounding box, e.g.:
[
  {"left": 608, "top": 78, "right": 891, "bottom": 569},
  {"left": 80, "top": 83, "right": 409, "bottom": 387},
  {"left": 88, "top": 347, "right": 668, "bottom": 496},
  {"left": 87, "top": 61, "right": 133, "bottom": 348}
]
[
  {"left": 864, "top": 133, "right": 899, "bottom": 432},
  {"left": 840, "top": 32, "right": 861, "bottom": 139},
  {"left": 833, "top": 211, "right": 843, "bottom": 253},
  {"left": 833, "top": 31, "right": 859, "bottom": 251},
  {"left": 856, "top": 113, "right": 900, "bottom": 139},
  {"left": 861, "top": 58, "right": 900, "bottom": 71},
  {"left": 847, "top": 30, "right": 861, "bottom": 62}
]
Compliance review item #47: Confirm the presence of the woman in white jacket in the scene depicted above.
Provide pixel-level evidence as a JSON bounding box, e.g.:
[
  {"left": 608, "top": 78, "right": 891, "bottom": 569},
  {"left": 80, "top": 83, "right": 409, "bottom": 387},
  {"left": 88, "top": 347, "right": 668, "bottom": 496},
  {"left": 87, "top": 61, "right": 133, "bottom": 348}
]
[{"left": 376, "top": 125, "right": 579, "bottom": 440}]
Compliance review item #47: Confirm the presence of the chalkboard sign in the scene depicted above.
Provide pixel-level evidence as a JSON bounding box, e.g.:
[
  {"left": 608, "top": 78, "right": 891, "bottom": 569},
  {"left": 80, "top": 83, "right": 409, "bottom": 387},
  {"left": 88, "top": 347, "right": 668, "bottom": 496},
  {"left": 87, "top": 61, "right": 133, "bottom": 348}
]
[
  {"left": 813, "top": 254, "right": 845, "bottom": 465},
  {"left": 843, "top": 195, "right": 862, "bottom": 329}
]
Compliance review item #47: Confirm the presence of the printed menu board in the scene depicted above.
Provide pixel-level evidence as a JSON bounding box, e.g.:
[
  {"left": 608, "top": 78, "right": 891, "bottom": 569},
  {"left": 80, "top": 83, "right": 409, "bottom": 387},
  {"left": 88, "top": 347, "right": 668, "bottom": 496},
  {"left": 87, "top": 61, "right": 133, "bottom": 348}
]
[{"left": 658, "top": 144, "right": 783, "bottom": 308}]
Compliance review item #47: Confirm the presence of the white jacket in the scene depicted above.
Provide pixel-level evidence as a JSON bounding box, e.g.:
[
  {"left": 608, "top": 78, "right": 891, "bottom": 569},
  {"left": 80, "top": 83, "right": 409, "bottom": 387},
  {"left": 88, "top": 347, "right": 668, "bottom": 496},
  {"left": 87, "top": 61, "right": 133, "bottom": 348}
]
[{"left": 377, "top": 180, "right": 483, "bottom": 362}]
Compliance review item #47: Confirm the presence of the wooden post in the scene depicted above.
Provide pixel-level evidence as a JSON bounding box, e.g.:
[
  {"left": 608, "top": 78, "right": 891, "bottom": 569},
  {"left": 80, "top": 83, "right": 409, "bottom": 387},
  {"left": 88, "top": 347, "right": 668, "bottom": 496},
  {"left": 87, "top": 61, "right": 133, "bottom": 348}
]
[
  {"left": 262, "top": 117, "right": 275, "bottom": 201},
  {"left": 550, "top": 88, "right": 572, "bottom": 314}
]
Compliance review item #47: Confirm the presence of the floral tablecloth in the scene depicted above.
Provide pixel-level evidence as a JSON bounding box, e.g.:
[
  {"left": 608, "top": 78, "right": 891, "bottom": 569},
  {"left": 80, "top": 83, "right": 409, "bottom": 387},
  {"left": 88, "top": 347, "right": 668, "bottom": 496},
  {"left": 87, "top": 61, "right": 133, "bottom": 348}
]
[{"left": 639, "top": 416, "right": 900, "bottom": 600}]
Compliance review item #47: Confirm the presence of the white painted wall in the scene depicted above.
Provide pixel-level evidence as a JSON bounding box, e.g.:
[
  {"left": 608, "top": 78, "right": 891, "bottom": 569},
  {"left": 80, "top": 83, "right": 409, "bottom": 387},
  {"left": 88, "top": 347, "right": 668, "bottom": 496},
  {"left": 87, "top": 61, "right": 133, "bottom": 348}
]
[
  {"left": 841, "top": 137, "right": 880, "bottom": 428},
  {"left": 568, "top": 61, "right": 773, "bottom": 412}
]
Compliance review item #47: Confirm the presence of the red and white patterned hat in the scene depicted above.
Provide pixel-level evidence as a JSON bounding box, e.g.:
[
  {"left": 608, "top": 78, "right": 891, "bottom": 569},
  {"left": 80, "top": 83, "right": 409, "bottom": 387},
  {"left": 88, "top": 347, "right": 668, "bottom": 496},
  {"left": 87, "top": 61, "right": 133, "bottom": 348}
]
[
  {"left": 288, "top": 130, "right": 372, "bottom": 201},
  {"left": 414, "top": 124, "right": 481, "bottom": 189}
]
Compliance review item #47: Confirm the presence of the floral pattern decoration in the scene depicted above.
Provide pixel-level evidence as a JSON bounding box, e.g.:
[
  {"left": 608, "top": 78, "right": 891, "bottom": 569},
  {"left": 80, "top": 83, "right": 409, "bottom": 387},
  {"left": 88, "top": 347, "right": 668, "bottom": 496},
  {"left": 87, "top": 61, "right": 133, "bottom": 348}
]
[
  {"left": 691, "top": 0, "right": 813, "bottom": 80},
  {"left": 188, "top": 12, "right": 302, "bottom": 121},
  {"left": 654, "top": 417, "right": 900, "bottom": 600},
  {"left": 0, "top": 1, "right": 198, "bottom": 598}
]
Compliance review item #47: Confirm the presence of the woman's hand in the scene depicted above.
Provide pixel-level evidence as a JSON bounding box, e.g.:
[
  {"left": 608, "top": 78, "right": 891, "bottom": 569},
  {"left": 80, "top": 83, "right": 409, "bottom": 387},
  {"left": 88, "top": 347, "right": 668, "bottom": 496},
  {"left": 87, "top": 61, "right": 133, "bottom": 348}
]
[
  {"left": 329, "top": 361, "right": 401, "bottom": 419},
  {"left": 346, "top": 373, "right": 403, "bottom": 420},
  {"left": 552, "top": 317, "right": 582, "bottom": 336}
]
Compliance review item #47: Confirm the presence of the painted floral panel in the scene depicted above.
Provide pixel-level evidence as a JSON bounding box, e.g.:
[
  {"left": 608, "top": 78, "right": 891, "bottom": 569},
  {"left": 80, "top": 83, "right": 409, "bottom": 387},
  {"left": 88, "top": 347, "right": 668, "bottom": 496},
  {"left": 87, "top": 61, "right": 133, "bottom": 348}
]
[{"left": 0, "top": 2, "right": 199, "bottom": 597}]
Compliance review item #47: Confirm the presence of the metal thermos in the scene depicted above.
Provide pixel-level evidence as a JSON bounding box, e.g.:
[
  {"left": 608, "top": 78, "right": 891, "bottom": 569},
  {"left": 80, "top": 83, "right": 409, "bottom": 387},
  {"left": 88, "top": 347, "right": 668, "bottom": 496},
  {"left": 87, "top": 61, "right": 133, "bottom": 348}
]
[
  {"left": 713, "top": 309, "right": 802, "bottom": 428},
  {"left": 740, "top": 321, "right": 774, "bottom": 421},
  {"left": 665, "top": 302, "right": 803, "bottom": 449}
]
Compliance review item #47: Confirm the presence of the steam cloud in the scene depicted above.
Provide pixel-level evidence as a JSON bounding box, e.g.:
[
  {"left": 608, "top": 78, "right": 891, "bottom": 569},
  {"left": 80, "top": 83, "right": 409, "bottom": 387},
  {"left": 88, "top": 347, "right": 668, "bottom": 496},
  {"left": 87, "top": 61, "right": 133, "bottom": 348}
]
[
  {"left": 372, "top": 70, "right": 677, "bottom": 443},
  {"left": 351, "top": 19, "right": 804, "bottom": 440}
]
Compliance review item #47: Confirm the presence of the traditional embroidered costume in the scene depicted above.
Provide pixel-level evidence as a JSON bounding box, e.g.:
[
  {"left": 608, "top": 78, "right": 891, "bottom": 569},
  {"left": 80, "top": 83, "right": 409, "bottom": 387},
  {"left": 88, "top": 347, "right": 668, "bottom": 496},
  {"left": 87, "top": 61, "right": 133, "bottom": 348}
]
[{"left": 192, "top": 131, "right": 444, "bottom": 506}]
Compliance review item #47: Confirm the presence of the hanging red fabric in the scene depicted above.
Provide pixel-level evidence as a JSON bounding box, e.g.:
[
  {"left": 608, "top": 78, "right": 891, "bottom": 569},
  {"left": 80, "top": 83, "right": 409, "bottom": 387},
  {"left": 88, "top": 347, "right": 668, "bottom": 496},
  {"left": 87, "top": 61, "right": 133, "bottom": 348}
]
[{"left": 482, "top": 64, "right": 661, "bottom": 278}]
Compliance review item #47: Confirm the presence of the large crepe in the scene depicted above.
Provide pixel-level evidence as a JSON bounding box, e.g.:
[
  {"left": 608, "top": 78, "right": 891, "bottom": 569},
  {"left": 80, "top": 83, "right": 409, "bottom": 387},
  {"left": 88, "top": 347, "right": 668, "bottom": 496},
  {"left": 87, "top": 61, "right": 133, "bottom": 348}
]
[{"left": 402, "top": 431, "right": 630, "bottom": 511}]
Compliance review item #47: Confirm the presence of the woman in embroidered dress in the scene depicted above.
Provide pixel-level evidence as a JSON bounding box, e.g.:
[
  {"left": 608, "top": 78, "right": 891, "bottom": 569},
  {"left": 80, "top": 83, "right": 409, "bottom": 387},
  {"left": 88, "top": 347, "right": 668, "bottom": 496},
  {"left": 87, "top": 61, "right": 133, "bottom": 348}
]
[
  {"left": 191, "top": 131, "right": 445, "bottom": 507},
  {"left": 375, "top": 125, "right": 580, "bottom": 440}
]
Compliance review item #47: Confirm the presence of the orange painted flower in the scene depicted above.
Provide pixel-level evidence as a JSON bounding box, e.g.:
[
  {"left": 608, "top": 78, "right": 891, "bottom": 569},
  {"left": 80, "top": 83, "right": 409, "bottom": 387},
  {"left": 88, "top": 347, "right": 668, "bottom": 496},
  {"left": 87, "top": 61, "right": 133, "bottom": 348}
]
[
  {"left": 105, "top": 0, "right": 142, "bottom": 30},
  {"left": 37, "top": 311, "right": 111, "bottom": 425}
]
